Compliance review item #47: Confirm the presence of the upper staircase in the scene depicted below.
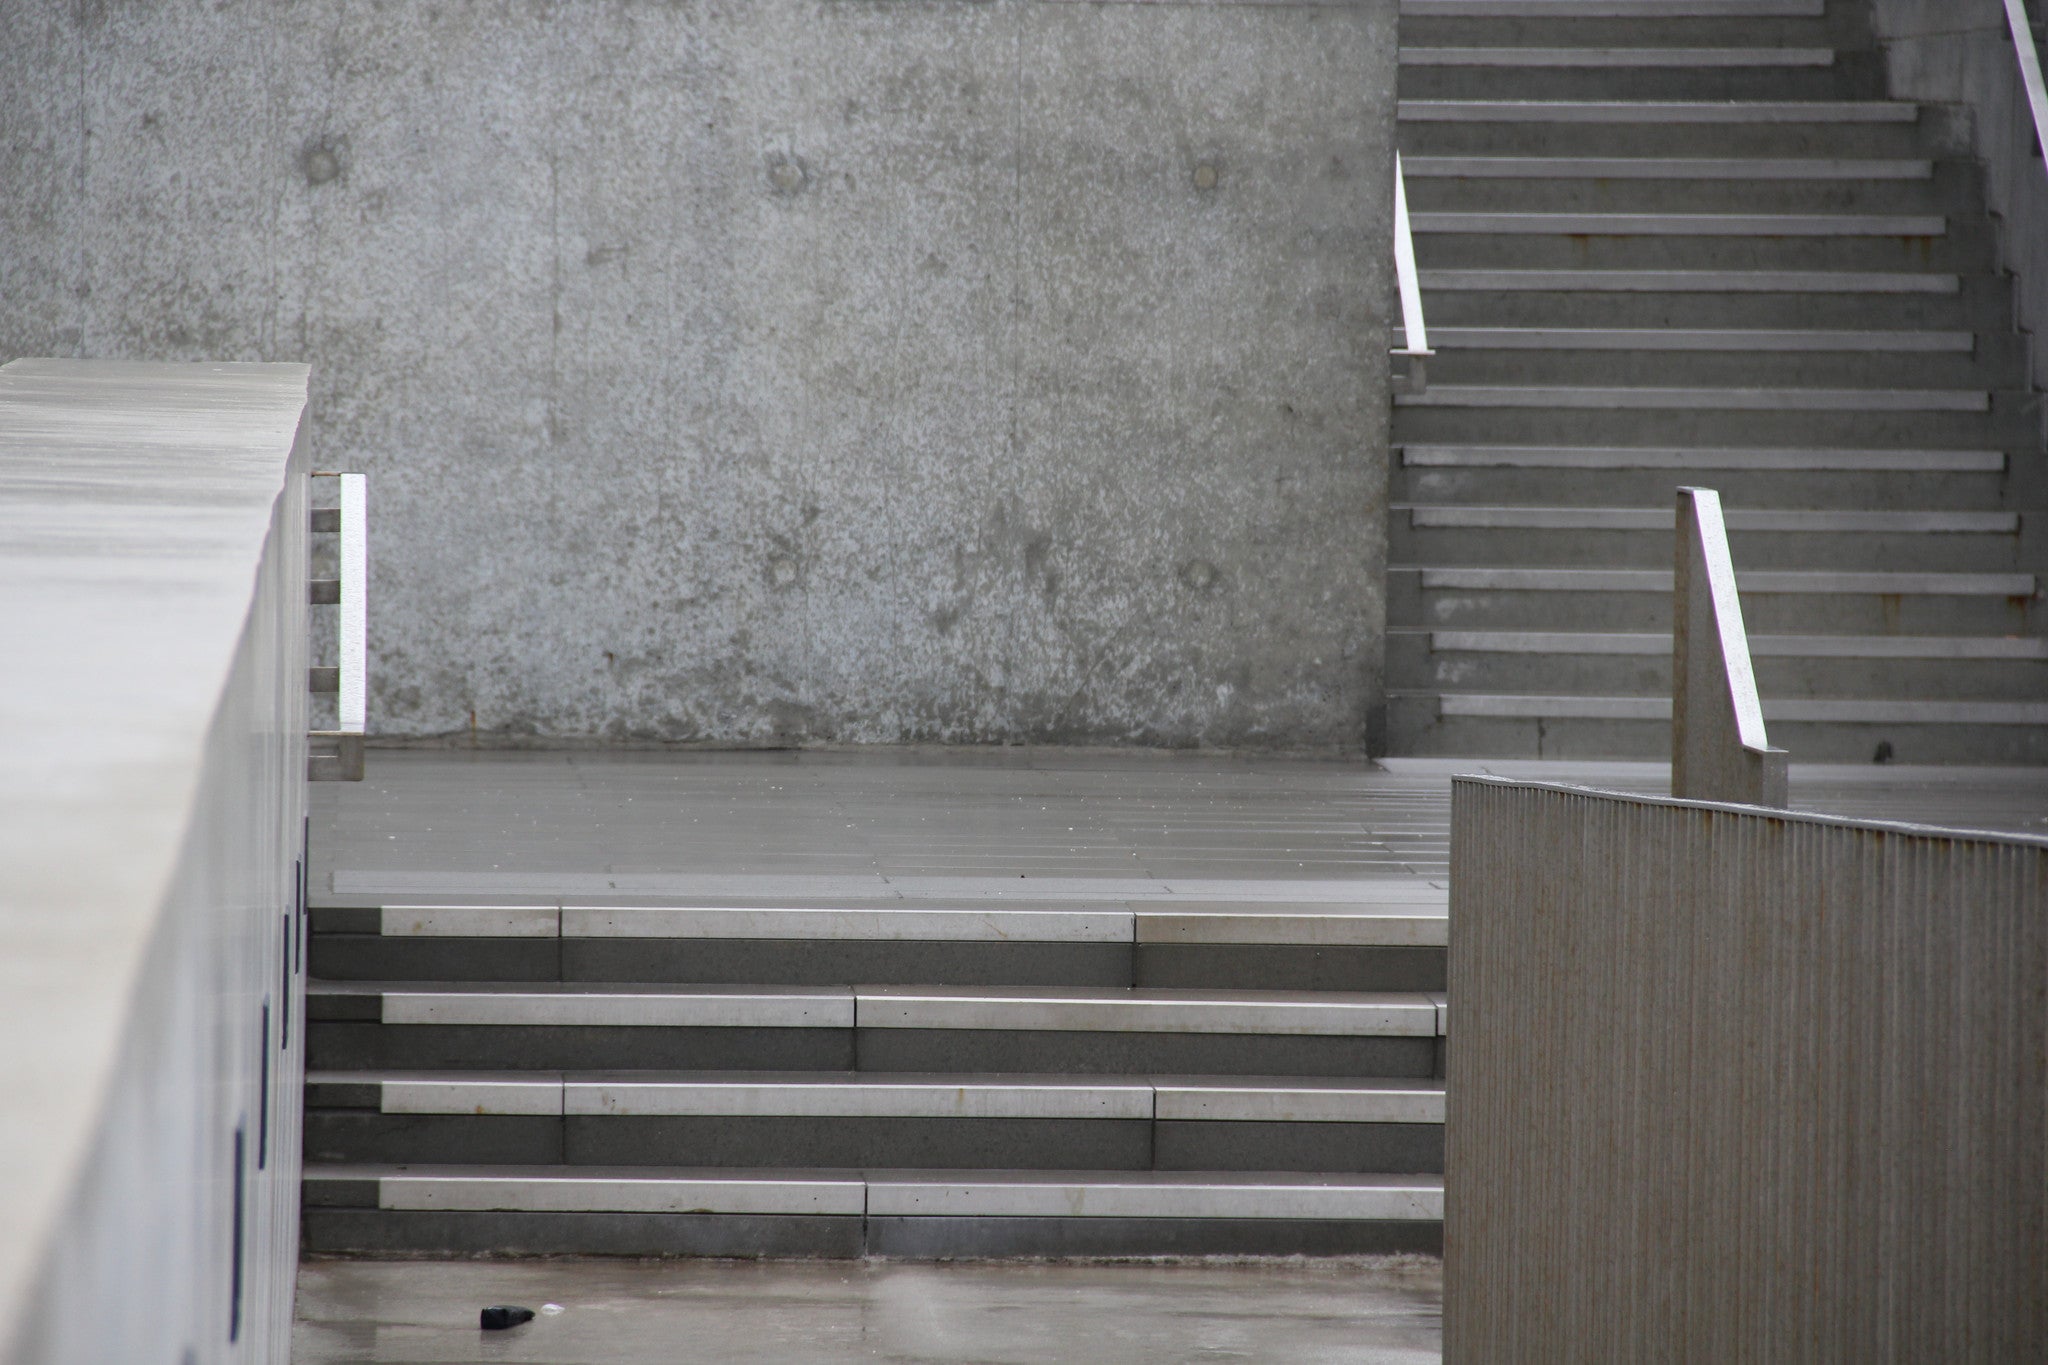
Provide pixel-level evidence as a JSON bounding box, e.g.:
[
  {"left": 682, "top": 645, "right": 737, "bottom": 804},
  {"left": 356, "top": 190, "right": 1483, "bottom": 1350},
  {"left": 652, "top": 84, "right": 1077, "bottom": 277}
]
[{"left": 1388, "top": 0, "right": 2048, "bottom": 762}]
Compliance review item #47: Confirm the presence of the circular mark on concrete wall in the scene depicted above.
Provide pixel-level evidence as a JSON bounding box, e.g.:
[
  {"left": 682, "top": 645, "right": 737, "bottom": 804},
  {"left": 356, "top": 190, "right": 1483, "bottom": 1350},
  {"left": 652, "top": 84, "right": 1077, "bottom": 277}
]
[
  {"left": 1177, "top": 558, "right": 1221, "bottom": 592},
  {"left": 766, "top": 156, "right": 808, "bottom": 196},
  {"left": 1192, "top": 162, "right": 1220, "bottom": 192},
  {"left": 300, "top": 138, "right": 346, "bottom": 187}
]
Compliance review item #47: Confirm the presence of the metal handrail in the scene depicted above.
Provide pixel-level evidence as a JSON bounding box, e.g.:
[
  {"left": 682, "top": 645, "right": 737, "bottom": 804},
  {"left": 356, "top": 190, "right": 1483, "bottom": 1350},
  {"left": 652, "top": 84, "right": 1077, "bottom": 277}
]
[
  {"left": 1392, "top": 152, "right": 1433, "bottom": 395},
  {"left": 2006, "top": 0, "right": 2048, "bottom": 174}
]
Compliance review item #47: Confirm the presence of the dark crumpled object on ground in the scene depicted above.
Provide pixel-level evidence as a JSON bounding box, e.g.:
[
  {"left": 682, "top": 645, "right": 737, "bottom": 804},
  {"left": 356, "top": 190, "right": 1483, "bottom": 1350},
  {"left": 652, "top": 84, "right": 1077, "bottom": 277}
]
[{"left": 480, "top": 1305, "right": 536, "bottom": 1331}]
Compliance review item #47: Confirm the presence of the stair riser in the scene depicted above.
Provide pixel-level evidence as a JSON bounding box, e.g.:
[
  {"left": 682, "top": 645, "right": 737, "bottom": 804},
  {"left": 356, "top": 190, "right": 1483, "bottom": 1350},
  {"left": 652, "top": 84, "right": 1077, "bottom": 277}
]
[
  {"left": 1389, "top": 584, "right": 2043, "bottom": 633},
  {"left": 1399, "top": 16, "right": 1852, "bottom": 45},
  {"left": 1399, "top": 65, "right": 1881, "bottom": 102},
  {"left": 301, "top": 1112, "right": 1444, "bottom": 1175},
  {"left": 311, "top": 934, "right": 1135, "bottom": 988},
  {"left": 1385, "top": 705, "right": 2048, "bottom": 764},
  {"left": 299, "top": 1209, "right": 1440, "bottom": 1259},
  {"left": 309, "top": 935, "right": 1445, "bottom": 992},
  {"left": 1393, "top": 406, "right": 2034, "bottom": 448},
  {"left": 1401, "top": 122, "right": 1933, "bottom": 159},
  {"left": 1420, "top": 289, "right": 2009, "bottom": 331},
  {"left": 1389, "top": 526, "right": 2036, "bottom": 572},
  {"left": 1396, "top": 468, "right": 2026, "bottom": 511},
  {"left": 1411, "top": 179, "right": 1947, "bottom": 215},
  {"left": 1386, "top": 643, "right": 2048, "bottom": 698},
  {"left": 1422, "top": 349, "right": 2021, "bottom": 390},
  {"left": 1419, "top": 229, "right": 1998, "bottom": 271},
  {"left": 308, "top": 1022, "right": 1442, "bottom": 1079}
]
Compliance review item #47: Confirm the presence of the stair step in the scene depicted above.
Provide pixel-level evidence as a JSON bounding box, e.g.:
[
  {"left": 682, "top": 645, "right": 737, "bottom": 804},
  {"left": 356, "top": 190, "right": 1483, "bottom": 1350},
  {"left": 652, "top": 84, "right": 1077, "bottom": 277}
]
[
  {"left": 307, "top": 1164, "right": 1444, "bottom": 1222},
  {"left": 1401, "top": 0, "right": 1824, "bottom": 14},
  {"left": 1420, "top": 269, "right": 1958, "bottom": 293},
  {"left": 1402, "top": 46, "right": 1836, "bottom": 67},
  {"left": 1398, "top": 385, "right": 1988, "bottom": 411},
  {"left": 856, "top": 987, "right": 1440, "bottom": 1037},
  {"left": 1404, "top": 567, "right": 2035, "bottom": 594},
  {"left": 1413, "top": 211, "right": 1944, "bottom": 235},
  {"left": 1415, "top": 630, "right": 2048, "bottom": 659},
  {"left": 1430, "top": 327, "right": 1973, "bottom": 352},
  {"left": 308, "top": 1071, "right": 1447, "bottom": 1124},
  {"left": 352, "top": 898, "right": 1446, "bottom": 947},
  {"left": 1400, "top": 444, "right": 2005, "bottom": 471},
  {"left": 1400, "top": 99, "right": 1917, "bottom": 122},
  {"left": 1399, "top": 507, "right": 2019, "bottom": 532},
  {"left": 1405, "top": 156, "right": 1931, "bottom": 178},
  {"left": 1415, "top": 694, "right": 2048, "bottom": 724}
]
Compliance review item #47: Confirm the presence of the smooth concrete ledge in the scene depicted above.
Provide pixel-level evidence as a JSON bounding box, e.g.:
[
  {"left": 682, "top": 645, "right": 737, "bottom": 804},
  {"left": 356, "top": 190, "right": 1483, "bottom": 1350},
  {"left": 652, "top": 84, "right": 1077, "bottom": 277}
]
[
  {"left": 1424, "top": 631, "right": 2048, "bottom": 659},
  {"left": 1399, "top": 99, "right": 1917, "bottom": 121},
  {"left": 1411, "top": 567, "right": 2036, "bottom": 595},
  {"left": 1418, "top": 269, "right": 1961, "bottom": 293},
  {"left": 1400, "top": 46, "right": 1837, "bottom": 67},
  {"left": 0, "top": 360, "right": 312, "bottom": 1364}
]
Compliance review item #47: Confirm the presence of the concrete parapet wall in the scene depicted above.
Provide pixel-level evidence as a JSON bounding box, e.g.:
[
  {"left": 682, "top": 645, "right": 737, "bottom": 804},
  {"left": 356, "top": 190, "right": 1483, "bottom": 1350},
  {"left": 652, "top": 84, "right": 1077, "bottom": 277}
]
[
  {"left": 1445, "top": 776, "right": 2047, "bottom": 1362},
  {"left": 0, "top": 0, "right": 1397, "bottom": 749},
  {"left": 0, "top": 361, "right": 311, "bottom": 1365}
]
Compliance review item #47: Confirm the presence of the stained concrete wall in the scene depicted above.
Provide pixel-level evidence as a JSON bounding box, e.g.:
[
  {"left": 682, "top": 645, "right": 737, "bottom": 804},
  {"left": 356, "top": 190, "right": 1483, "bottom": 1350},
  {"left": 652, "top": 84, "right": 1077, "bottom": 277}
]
[
  {"left": 1870, "top": 0, "right": 2048, "bottom": 433},
  {"left": 0, "top": 0, "right": 1398, "bottom": 750}
]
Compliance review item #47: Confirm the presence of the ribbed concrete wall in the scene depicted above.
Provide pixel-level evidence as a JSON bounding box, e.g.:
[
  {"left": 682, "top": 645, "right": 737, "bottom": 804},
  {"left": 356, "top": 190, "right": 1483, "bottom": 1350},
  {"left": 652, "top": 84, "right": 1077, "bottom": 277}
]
[{"left": 1445, "top": 777, "right": 2047, "bottom": 1362}]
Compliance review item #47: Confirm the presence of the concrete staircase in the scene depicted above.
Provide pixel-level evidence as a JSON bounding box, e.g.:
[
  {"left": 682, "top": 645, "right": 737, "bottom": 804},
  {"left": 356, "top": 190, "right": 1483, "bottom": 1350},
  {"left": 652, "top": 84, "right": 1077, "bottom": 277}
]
[
  {"left": 1389, "top": 0, "right": 2048, "bottom": 762},
  {"left": 301, "top": 890, "right": 1446, "bottom": 1257}
]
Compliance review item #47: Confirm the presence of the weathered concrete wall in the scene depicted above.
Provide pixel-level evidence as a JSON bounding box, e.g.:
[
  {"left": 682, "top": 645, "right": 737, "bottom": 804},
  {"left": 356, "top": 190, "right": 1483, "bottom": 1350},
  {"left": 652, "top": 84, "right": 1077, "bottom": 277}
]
[
  {"left": 1869, "top": 0, "right": 2048, "bottom": 433},
  {"left": 0, "top": 0, "right": 1397, "bottom": 749}
]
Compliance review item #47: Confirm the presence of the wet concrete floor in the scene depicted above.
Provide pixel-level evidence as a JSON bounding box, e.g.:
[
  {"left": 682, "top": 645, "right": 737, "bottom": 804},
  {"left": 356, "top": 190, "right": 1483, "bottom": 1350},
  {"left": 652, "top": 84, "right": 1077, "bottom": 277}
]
[{"left": 292, "top": 1255, "right": 1443, "bottom": 1363}]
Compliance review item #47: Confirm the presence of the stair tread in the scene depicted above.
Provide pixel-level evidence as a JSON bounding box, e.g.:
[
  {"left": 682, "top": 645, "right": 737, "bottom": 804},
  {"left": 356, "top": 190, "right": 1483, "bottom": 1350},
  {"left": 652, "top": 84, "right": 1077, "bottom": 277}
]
[
  {"left": 1405, "top": 155, "right": 1931, "bottom": 178},
  {"left": 1429, "top": 327, "right": 1973, "bottom": 351},
  {"left": 306, "top": 1163, "right": 1445, "bottom": 1220},
  {"left": 1398, "top": 384, "right": 1988, "bottom": 410},
  {"left": 1399, "top": 693, "right": 2048, "bottom": 723},
  {"left": 1407, "top": 630, "right": 2048, "bottom": 659},
  {"left": 1400, "top": 99, "right": 1918, "bottom": 122},
  {"left": 1400, "top": 444, "right": 2006, "bottom": 469},
  {"left": 1398, "top": 566, "right": 2036, "bottom": 593},
  {"left": 1419, "top": 269, "right": 1961, "bottom": 292},
  {"left": 1397, "top": 505, "right": 2019, "bottom": 531}
]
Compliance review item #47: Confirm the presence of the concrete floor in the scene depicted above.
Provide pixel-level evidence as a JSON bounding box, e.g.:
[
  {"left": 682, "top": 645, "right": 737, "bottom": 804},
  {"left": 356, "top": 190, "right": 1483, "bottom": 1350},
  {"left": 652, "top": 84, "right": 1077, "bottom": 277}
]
[{"left": 292, "top": 1256, "right": 1444, "bottom": 1363}]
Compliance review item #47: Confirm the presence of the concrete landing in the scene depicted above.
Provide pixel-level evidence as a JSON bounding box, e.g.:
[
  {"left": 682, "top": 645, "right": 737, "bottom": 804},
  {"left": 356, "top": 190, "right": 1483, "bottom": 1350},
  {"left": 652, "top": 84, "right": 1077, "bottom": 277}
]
[{"left": 292, "top": 1255, "right": 1444, "bottom": 1364}]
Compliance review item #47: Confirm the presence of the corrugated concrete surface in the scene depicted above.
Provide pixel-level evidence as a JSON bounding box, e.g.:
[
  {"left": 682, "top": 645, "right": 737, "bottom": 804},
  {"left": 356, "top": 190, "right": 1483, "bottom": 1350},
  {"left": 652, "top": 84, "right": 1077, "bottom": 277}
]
[
  {"left": 0, "top": 0, "right": 1397, "bottom": 749},
  {"left": 1445, "top": 777, "right": 2047, "bottom": 1363}
]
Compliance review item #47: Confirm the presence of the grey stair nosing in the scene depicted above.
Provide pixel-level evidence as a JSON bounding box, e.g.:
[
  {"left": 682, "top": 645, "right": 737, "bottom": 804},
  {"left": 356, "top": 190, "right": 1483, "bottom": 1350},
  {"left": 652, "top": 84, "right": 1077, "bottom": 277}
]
[
  {"left": 1396, "top": 385, "right": 1988, "bottom": 411},
  {"left": 1401, "top": 506, "right": 2019, "bottom": 532},
  {"left": 1403, "top": 157, "right": 1932, "bottom": 180},
  {"left": 1411, "top": 213, "right": 1945, "bottom": 236},
  {"left": 1416, "top": 631, "right": 2048, "bottom": 659},
  {"left": 1401, "top": 46, "right": 1836, "bottom": 68},
  {"left": 1402, "top": 0, "right": 1823, "bottom": 13},
  {"left": 307, "top": 1070, "right": 1447, "bottom": 1124},
  {"left": 365, "top": 902, "right": 1445, "bottom": 946},
  {"left": 1399, "top": 444, "right": 2005, "bottom": 471},
  {"left": 328, "top": 983, "right": 1449, "bottom": 1038},
  {"left": 1417, "top": 270, "right": 1960, "bottom": 294},
  {"left": 1415, "top": 694, "right": 2048, "bottom": 724},
  {"left": 1402, "top": 567, "right": 2036, "bottom": 595},
  {"left": 1399, "top": 100, "right": 1917, "bottom": 123},
  {"left": 1427, "top": 328, "right": 1974, "bottom": 353},
  {"left": 306, "top": 1164, "right": 1446, "bottom": 1222}
]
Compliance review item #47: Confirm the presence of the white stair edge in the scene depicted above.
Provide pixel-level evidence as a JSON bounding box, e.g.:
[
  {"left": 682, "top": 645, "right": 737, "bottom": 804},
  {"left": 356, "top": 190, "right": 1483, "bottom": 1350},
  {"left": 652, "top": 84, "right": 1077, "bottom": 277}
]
[
  {"left": 1399, "top": 445, "right": 2004, "bottom": 470},
  {"left": 1428, "top": 328, "right": 1973, "bottom": 352},
  {"left": 1406, "top": 567, "right": 2037, "bottom": 595},
  {"left": 1397, "top": 385, "right": 1988, "bottom": 411},
  {"left": 1402, "top": 46, "right": 1836, "bottom": 67},
  {"left": 1399, "top": 100, "right": 1917, "bottom": 123},
  {"left": 1402, "top": 506, "right": 2018, "bottom": 532},
  {"left": 1424, "top": 694, "right": 2048, "bottom": 724},
  {"left": 1401, "top": 0, "right": 1823, "bottom": 15},
  {"left": 1403, "top": 156, "right": 1931, "bottom": 179},
  {"left": 1419, "top": 269, "right": 1959, "bottom": 294},
  {"left": 309, "top": 1165, "right": 1447, "bottom": 1222},
  {"left": 1410, "top": 211, "right": 1945, "bottom": 236},
  {"left": 1415, "top": 630, "right": 2048, "bottom": 659}
]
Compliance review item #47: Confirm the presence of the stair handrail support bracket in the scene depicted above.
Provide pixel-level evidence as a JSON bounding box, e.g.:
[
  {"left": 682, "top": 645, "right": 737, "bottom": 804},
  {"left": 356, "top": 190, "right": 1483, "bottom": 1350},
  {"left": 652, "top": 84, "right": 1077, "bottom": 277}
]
[
  {"left": 1673, "top": 486, "right": 1788, "bottom": 808},
  {"left": 1392, "top": 151, "right": 1433, "bottom": 397},
  {"left": 309, "top": 471, "right": 366, "bottom": 782},
  {"left": 2004, "top": 0, "right": 2048, "bottom": 177}
]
